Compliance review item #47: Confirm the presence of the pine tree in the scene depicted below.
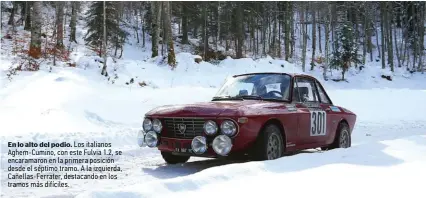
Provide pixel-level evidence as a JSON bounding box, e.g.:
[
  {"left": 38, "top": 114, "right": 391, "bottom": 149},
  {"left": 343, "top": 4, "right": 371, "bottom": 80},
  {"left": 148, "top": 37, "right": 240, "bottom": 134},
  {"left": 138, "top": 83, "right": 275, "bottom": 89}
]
[
  {"left": 84, "top": 1, "right": 127, "bottom": 58},
  {"left": 330, "top": 21, "right": 361, "bottom": 80}
]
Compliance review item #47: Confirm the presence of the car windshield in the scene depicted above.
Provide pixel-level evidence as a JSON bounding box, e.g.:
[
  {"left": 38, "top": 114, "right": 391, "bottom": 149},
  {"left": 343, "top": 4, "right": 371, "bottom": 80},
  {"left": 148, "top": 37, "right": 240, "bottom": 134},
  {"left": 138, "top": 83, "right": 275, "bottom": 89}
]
[{"left": 213, "top": 73, "right": 291, "bottom": 101}]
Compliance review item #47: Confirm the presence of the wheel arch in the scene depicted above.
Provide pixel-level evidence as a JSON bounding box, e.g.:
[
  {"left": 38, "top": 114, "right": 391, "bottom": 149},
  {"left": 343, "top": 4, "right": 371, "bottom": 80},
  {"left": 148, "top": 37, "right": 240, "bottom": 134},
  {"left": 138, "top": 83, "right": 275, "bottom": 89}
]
[
  {"left": 258, "top": 118, "right": 287, "bottom": 144},
  {"left": 334, "top": 118, "right": 349, "bottom": 139},
  {"left": 338, "top": 119, "right": 349, "bottom": 131}
]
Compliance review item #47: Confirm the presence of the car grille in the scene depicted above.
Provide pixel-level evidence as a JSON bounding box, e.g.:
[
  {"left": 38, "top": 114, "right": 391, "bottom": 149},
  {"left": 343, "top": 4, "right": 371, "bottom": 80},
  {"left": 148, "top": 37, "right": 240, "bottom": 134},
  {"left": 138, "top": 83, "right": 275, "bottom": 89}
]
[{"left": 162, "top": 118, "right": 205, "bottom": 139}]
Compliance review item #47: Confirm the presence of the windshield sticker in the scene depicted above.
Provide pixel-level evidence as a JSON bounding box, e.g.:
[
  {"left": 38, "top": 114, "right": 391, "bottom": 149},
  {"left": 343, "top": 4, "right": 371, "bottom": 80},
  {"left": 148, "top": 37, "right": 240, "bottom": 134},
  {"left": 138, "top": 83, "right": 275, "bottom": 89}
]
[{"left": 330, "top": 106, "right": 341, "bottom": 112}]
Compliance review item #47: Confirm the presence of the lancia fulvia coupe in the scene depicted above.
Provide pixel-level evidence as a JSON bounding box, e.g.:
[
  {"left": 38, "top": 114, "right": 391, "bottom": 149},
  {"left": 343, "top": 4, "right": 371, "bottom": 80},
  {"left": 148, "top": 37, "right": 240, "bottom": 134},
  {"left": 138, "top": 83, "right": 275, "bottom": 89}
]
[{"left": 138, "top": 73, "right": 356, "bottom": 164}]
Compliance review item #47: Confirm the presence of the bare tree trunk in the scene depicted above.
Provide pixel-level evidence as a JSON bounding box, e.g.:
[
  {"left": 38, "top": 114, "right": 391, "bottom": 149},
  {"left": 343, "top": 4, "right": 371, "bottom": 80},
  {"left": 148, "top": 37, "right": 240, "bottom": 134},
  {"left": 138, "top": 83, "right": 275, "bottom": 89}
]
[
  {"left": 236, "top": 5, "right": 244, "bottom": 59},
  {"left": 324, "top": 4, "right": 331, "bottom": 80},
  {"left": 29, "top": 1, "right": 42, "bottom": 60},
  {"left": 278, "top": 8, "right": 281, "bottom": 58},
  {"left": 101, "top": 1, "right": 107, "bottom": 76},
  {"left": 163, "top": 1, "right": 176, "bottom": 68},
  {"left": 151, "top": 1, "right": 162, "bottom": 57},
  {"left": 393, "top": 24, "right": 402, "bottom": 68},
  {"left": 262, "top": 10, "right": 267, "bottom": 56},
  {"left": 135, "top": 9, "right": 139, "bottom": 44},
  {"left": 386, "top": 3, "right": 394, "bottom": 72},
  {"left": 284, "top": 2, "right": 290, "bottom": 61},
  {"left": 69, "top": 2, "right": 77, "bottom": 43},
  {"left": 417, "top": 4, "right": 424, "bottom": 72},
  {"left": 301, "top": 6, "right": 307, "bottom": 72},
  {"left": 289, "top": 3, "right": 294, "bottom": 58},
  {"left": 375, "top": 8, "right": 381, "bottom": 59},
  {"left": 270, "top": 7, "right": 277, "bottom": 57},
  {"left": 310, "top": 2, "right": 316, "bottom": 71},
  {"left": 362, "top": 9, "right": 367, "bottom": 65},
  {"left": 140, "top": 8, "right": 145, "bottom": 47},
  {"left": 24, "top": 2, "right": 32, "bottom": 30},
  {"left": 318, "top": 9, "right": 322, "bottom": 54},
  {"left": 380, "top": 2, "right": 386, "bottom": 69},
  {"left": 217, "top": 1, "right": 221, "bottom": 51},
  {"left": 8, "top": 2, "right": 16, "bottom": 26},
  {"left": 416, "top": 2, "right": 425, "bottom": 72},
  {"left": 181, "top": 2, "right": 188, "bottom": 44},
  {"left": 201, "top": 3, "right": 208, "bottom": 59},
  {"left": 56, "top": 1, "right": 64, "bottom": 48}
]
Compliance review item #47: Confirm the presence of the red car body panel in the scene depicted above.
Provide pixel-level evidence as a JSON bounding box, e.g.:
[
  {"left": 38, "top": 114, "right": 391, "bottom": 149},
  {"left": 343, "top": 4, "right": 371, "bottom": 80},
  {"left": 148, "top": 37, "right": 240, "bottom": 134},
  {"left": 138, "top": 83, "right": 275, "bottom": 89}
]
[{"left": 144, "top": 73, "right": 357, "bottom": 157}]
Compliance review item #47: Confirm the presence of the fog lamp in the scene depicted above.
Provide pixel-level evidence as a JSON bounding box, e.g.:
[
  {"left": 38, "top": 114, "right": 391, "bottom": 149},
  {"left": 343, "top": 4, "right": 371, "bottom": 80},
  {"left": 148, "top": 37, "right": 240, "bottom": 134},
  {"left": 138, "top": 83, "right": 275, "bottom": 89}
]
[
  {"left": 191, "top": 136, "right": 207, "bottom": 155},
  {"left": 212, "top": 135, "right": 232, "bottom": 156},
  {"left": 144, "top": 131, "right": 158, "bottom": 148},
  {"left": 137, "top": 130, "right": 145, "bottom": 147}
]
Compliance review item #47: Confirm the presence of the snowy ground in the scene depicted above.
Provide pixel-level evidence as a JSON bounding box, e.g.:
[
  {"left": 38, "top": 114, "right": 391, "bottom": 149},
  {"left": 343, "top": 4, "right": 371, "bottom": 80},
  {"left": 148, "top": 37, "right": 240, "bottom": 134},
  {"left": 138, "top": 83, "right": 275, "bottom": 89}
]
[
  {"left": 2, "top": 49, "right": 426, "bottom": 198},
  {"left": 2, "top": 5, "right": 426, "bottom": 198}
]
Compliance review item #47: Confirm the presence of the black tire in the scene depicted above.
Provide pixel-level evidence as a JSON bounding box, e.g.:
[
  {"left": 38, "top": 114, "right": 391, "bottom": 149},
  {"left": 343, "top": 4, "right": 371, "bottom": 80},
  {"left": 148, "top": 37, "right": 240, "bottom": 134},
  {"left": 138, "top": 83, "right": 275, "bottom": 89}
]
[
  {"left": 161, "top": 152, "right": 190, "bottom": 164},
  {"left": 322, "top": 122, "right": 351, "bottom": 150},
  {"left": 252, "top": 124, "right": 284, "bottom": 161}
]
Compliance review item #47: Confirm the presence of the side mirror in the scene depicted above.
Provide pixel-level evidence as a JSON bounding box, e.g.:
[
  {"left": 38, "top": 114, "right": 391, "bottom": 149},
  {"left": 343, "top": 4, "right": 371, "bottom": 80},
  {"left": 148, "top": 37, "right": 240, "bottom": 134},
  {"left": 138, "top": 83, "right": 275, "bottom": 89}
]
[{"left": 239, "top": 90, "right": 248, "bottom": 96}]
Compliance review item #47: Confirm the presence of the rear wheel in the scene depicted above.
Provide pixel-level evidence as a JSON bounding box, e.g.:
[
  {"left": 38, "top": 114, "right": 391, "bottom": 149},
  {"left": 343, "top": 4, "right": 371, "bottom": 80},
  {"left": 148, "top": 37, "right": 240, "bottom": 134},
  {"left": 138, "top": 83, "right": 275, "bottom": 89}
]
[
  {"left": 321, "top": 122, "right": 351, "bottom": 150},
  {"left": 161, "top": 151, "right": 190, "bottom": 164},
  {"left": 252, "top": 124, "right": 284, "bottom": 161}
]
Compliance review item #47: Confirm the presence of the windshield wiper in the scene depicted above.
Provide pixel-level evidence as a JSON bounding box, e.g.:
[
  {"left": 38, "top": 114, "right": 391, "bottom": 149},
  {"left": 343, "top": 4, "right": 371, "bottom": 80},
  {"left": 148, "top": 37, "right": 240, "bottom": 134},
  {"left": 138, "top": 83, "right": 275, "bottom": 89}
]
[
  {"left": 235, "top": 95, "right": 263, "bottom": 100},
  {"left": 212, "top": 95, "right": 236, "bottom": 101},
  {"left": 237, "top": 95, "right": 287, "bottom": 102},
  {"left": 212, "top": 95, "right": 263, "bottom": 101}
]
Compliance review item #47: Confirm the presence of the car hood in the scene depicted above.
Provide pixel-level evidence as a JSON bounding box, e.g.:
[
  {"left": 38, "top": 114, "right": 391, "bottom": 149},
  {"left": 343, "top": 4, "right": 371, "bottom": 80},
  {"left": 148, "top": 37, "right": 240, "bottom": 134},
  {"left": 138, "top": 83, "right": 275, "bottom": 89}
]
[{"left": 145, "top": 100, "right": 292, "bottom": 117}]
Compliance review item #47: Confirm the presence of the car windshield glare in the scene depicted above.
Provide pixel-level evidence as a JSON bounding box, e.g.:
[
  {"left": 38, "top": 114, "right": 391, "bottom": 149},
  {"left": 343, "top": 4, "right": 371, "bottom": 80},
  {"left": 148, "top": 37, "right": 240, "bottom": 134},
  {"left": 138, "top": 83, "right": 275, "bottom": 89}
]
[{"left": 214, "top": 73, "right": 291, "bottom": 101}]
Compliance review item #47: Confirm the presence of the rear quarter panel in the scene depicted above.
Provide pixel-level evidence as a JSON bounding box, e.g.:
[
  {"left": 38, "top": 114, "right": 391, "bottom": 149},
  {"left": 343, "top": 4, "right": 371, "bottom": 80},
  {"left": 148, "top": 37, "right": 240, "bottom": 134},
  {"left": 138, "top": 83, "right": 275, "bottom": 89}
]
[{"left": 341, "top": 107, "right": 357, "bottom": 134}]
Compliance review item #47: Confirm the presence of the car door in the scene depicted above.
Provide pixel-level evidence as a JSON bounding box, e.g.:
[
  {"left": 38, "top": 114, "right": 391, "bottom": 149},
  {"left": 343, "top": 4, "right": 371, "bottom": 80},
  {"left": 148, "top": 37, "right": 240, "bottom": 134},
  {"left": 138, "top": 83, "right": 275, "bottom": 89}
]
[
  {"left": 314, "top": 80, "right": 339, "bottom": 145},
  {"left": 292, "top": 77, "right": 328, "bottom": 146}
]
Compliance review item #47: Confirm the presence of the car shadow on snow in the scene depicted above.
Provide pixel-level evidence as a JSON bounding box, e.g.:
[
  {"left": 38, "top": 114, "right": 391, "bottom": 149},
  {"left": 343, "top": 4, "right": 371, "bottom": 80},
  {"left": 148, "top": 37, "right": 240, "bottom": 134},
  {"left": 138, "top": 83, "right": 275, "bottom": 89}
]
[
  {"left": 142, "top": 150, "right": 323, "bottom": 179},
  {"left": 143, "top": 141, "right": 407, "bottom": 180},
  {"left": 142, "top": 158, "right": 247, "bottom": 179},
  {"left": 263, "top": 141, "right": 406, "bottom": 174}
]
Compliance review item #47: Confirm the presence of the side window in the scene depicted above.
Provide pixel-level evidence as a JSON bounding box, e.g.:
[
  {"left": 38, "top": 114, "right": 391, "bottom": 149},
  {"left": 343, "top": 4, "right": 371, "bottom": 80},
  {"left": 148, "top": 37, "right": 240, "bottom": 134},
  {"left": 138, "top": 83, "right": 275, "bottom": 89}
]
[
  {"left": 315, "top": 81, "right": 331, "bottom": 104},
  {"left": 293, "top": 77, "right": 320, "bottom": 103}
]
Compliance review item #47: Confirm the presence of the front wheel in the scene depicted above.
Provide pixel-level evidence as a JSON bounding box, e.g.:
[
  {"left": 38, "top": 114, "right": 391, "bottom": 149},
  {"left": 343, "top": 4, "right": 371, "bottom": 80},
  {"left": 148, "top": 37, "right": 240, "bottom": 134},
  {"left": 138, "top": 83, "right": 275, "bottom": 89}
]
[
  {"left": 252, "top": 124, "right": 284, "bottom": 161},
  {"left": 161, "top": 151, "right": 190, "bottom": 164}
]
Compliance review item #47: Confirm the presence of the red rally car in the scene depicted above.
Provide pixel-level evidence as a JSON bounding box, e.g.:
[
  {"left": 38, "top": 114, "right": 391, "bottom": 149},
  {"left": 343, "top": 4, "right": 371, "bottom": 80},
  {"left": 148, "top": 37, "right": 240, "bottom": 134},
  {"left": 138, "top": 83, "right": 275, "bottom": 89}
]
[{"left": 138, "top": 72, "right": 357, "bottom": 164}]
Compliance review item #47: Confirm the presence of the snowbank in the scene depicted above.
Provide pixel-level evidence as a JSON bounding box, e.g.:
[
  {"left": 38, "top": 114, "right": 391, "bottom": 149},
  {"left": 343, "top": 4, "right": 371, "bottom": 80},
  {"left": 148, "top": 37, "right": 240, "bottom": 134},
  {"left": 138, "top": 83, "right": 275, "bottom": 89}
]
[{"left": 76, "top": 134, "right": 426, "bottom": 198}]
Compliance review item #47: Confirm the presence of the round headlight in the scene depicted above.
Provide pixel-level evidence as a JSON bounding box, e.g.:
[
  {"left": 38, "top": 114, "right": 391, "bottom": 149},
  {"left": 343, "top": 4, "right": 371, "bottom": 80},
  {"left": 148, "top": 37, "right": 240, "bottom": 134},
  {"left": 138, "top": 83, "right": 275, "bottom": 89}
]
[
  {"left": 143, "top": 118, "right": 152, "bottom": 131},
  {"left": 144, "top": 131, "right": 158, "bottom": 148},
  {"left": 152, "top": 119, "right": 162, "bottom": 133},
  {"left": 137, "top": 130, "right": 145, "bottom": 147},
  {"left": 220, "top": 120, "right": 237, "bottom": 136},
  {"left": 212, "top": 135, "right": 232, "bottom": 156},
  {"left": 203, "top": 120, "right": 218, "bottom": 135},
  {"left": 191, "top": 136, "right": 207, "bottom": 154}
]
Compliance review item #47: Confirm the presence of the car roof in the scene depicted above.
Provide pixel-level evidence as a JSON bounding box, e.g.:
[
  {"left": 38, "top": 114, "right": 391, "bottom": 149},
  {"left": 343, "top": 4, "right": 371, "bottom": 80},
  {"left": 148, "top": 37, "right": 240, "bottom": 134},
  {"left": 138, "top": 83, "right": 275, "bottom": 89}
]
[{"left": 232, "top": 72, "right": 316, "bottom": 79}]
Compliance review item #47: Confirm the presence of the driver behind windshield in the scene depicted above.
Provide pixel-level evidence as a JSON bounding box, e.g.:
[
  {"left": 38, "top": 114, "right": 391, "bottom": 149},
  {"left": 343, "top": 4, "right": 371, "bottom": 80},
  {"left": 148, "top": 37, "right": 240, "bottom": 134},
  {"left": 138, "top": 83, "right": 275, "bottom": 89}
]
[{"left": 253, "top": 77, "right": 290, "bottom": 100}]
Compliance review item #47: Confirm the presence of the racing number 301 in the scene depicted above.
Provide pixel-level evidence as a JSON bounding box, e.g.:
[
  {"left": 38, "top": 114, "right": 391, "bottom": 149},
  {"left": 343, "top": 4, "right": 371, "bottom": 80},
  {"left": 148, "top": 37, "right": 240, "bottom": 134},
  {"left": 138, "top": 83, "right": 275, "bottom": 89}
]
[{"left": 310, "top": 110, "right": 327, "bottom": 136}]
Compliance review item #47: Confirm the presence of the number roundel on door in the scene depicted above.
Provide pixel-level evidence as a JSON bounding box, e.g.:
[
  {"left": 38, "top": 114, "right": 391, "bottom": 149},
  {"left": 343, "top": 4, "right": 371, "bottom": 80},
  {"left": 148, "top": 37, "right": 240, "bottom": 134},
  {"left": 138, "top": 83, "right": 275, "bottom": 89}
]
[{"left": 310, "top": 110, "right": 326, "bottom": 136}]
